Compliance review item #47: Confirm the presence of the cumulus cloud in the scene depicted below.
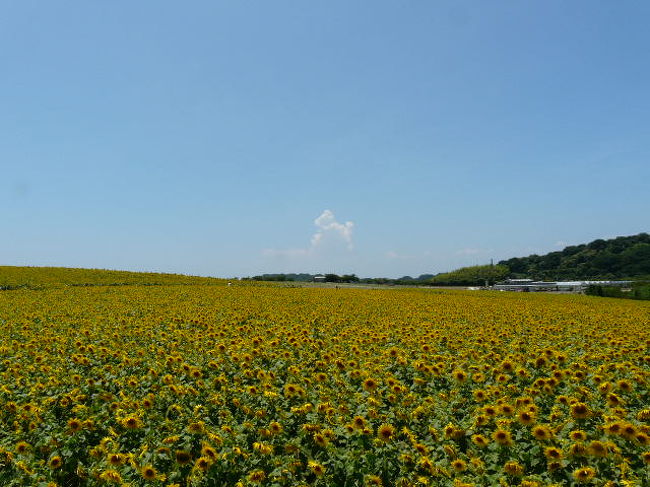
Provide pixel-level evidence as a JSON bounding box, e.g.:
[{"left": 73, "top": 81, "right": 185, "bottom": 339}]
[
  {"left": 311, "top": 210, "right": 354, "bottom": 250},
  {"left": 263, "top": 210, "right": 355, "bottom": 258}
]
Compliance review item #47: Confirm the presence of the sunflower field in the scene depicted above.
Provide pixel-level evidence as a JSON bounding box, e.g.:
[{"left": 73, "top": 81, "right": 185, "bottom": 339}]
[{"left": 0, "top": 271, "right": 649, "bottom": 486}]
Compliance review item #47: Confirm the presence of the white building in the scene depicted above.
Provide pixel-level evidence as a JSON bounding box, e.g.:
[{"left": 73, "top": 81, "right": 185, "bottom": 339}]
[{"left": 493, "top": 279, "right": 632, "bottom": 292}]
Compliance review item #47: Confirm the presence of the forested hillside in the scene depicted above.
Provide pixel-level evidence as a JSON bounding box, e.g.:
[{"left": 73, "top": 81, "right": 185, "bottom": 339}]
[{"left": 499, "top": 233, "right": 650, "bottom": 280}]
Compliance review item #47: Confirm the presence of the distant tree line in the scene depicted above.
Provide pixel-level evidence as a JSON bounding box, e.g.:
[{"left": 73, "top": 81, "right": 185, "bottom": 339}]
[
  {"left": 499, "top": 233, "right": 650, "bottom": 280},
  {"left": 244, "top": 266, "right": 508, "bottom": 287},
  {"left": 245, "top": 273, "right": 361, "bottom": 283},
  {"left": 245, "top": 273, "right": 314, "bottom": 282}
]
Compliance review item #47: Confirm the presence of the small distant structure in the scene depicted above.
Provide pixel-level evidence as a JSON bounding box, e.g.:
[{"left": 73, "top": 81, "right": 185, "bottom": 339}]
[
  {"left": 313, "top": 274, "right": 326, "bottom": 283},
  {"left": 493, "top": 279, "right": 632, "bottom": 293},
  {"left": 556, "top": 280, "right": 632, "bottom": 292}
]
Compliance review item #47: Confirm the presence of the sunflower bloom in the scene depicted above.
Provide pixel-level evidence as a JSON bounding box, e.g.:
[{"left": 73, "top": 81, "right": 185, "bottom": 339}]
[
  {"left": 308, "top": 460, "right": 326, "bottom": 476},
  {"left": 377, "top": 424, "right": 395, "bottom": 442},
  {"left": 573, "top": 467, "right": 596, "bottom": 483}
]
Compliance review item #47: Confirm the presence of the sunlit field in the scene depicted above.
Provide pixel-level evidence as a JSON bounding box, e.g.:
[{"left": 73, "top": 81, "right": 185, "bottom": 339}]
[{"left": 1, "top": 273, "right": 649, "bottom": 486}]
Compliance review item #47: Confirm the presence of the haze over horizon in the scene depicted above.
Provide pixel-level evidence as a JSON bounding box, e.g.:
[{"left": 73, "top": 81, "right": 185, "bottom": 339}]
[{"left": 2, "top": 2, "right": 649, "bottom": 278}]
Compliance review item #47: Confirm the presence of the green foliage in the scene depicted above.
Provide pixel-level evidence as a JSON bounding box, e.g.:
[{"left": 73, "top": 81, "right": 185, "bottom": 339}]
[
  {"left": 632, "top": 283, "right": 650, "bottom": 300},
  {"left": 499, "top": 233, "right": 650, "bottom": 280},
  {"left": 324, "top": 274, "right": 360, "bottom": 283},
  {"left": 584, "top": 285, "right": 624, "bottom": 298},
  {"left": 249, "top": 273, "right": 360, "bottom": 283},
  {"left": 586, "top": 282, "right": 650, "bottom": 300},
  {"left": 429, "top": 264, "right": 510, "bottom": 286},
  {"left": 248, "top": 273, "right": 316, "bottom": 282},
  {"left": 324, "top": 273, "right": 340, "bottom": 282}
]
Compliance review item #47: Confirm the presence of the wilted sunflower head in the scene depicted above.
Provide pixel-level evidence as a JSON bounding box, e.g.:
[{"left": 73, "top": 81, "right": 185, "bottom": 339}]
[
  {"left": 175, "top": 450, "right": 192, "bottom": 465},
  {"left": 504, "top": 460, "right": 524, "bottom": 476},
  {"left": 247, "top": 469, "right": 266, "bottom": 483}
]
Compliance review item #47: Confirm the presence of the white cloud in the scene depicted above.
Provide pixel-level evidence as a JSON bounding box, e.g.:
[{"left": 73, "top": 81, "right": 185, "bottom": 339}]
[
  {"left": 554, "top": 240, "right": 567, "bottom": 248},
  {"left": 311, "top": 209, "right": 354, "bottom": 250},
  {"left": 263, "top": 209, "right": 355, "bottom": 259}
]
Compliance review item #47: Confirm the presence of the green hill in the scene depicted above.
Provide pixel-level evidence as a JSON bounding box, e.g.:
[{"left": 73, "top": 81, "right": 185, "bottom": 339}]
[
  {"left": 499, "top": 233, "right": 650, "bottom": 280},
  {"left": 0, "top": 266, "right": 226, "bottom": 290}
]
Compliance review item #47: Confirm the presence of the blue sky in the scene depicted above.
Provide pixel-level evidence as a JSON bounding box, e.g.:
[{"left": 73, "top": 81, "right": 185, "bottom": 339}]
[{"left": 2, "top": 1, "right": 649, "bottom": 278}]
